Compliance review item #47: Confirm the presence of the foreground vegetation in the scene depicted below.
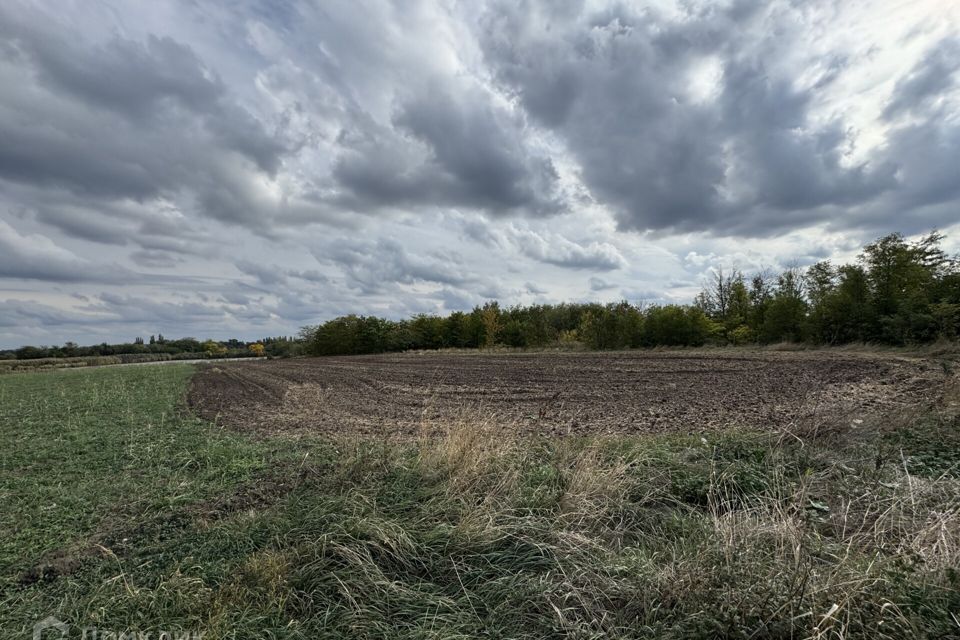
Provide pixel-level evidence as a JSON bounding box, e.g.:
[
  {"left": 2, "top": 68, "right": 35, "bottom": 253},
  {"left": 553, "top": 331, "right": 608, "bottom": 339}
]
[
  {"left": 2, "top": 363, "right": 959, "bottom": 638},
  {"left": 304, "top": 232, "right": 960, "bottom": 355}
]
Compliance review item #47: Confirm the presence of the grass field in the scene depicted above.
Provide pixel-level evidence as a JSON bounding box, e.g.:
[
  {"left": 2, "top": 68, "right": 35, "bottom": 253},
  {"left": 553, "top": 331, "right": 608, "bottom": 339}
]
[{"left": 2, "top": 361, "right": 959, "bottom": 639}]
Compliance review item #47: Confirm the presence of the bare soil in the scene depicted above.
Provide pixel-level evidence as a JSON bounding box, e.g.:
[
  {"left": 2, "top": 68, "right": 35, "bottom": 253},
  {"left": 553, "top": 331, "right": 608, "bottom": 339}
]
[{"left": 187, "top": 350, "right": 945, "bottom": 438}]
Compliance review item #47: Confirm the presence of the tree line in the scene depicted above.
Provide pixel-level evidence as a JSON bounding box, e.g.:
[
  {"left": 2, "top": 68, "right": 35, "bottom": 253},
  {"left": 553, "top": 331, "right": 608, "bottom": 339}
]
[
  {"left": 302, "top": 232, "right": 960, "bottom": 355},
  {"left": 2, "top": 335, "right": 302, "bottom": 361},
  {"left": 7, "top": 232, "right": 958, "bottom": 360}
]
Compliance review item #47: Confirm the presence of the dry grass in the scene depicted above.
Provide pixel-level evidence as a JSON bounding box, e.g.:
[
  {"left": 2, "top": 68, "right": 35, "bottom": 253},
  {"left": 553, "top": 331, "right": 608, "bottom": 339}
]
[
  {"left": 396, "top": 395, "right": 960, "bottom": 638},
  {"left": 5, "top": 364, "right": 960, "bottom": 638}
]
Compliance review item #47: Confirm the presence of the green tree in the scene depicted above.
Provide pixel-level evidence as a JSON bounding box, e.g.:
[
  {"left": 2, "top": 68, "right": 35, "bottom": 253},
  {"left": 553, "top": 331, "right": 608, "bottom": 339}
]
[{"left": 761, "top": 269, "right": 807, "bottom": 343}]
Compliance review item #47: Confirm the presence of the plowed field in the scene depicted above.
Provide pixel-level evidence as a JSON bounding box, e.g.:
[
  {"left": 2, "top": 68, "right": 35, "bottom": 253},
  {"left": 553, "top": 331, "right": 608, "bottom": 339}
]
[{"left": 187, "top": 350, "right": 943, "bottom": 438}]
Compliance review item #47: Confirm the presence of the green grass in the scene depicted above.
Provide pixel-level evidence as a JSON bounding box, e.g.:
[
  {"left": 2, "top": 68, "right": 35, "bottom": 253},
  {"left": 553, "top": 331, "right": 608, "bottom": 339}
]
[
  {"left": 0, "top": 366, "right": 267, "bottom": 585},
  {"left": 2, "top": 365, "right": 959, "bottom": 639}
]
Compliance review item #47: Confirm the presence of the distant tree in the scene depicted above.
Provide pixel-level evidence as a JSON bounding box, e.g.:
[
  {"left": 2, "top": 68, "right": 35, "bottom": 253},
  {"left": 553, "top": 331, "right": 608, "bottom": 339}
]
[
  {"left": 696, "top": 268, "right": 735, "bottom": 319},
  {"left": 578, "top": 302, "right": 643, "bottom": 350},
  {"left": 760, "top": 268, "right": 807, "bottom": 343},
  {"left": 410, "top": 315, "right": 445, "bottom": 350},
  {"left": 443, "top": 311, "right": 468, "bottom": 348},
  {"left": 522, "top": 304, "right": 552, "bottom": 347},
  {"left": 642, "top": 305, "right": 711, "bottom": 346},
  {"left": 480, "top": 302, "right": 501, "bottom": 348},
  {"left": 499, "top": 315, "right": 526, "bottom": 348},
  {"left": 15, "top": 345, "right": 49, "bottom": 360},
  {"left": 747, "top": 269, "right": 775, "bottom": 336},
  {"left": 249, "top": 343, "right": 266, "bottom": 357},
  {"left": 696, "top": 268, "right": 755, "bottom": 342},
  {"left": 202, "top": 340, "right": 228, "bottom": 358}
]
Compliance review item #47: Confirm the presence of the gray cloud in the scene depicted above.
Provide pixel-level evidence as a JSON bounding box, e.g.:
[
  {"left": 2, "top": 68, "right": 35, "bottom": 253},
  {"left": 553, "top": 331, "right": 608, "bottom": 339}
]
[
  {"left": 589, "top": 277, "right": 617, "bottom": 292},
  {"left": 220, "top": 291, "right": 253, "bottom": 306},
  {"left": 475, "top": 0, "right": 905, "bottom": 235},
  {"left": 33, "top": 206, "right": 132, "bottom": 246},
  {"left": 0, "top": 220, "right": 138, "bottom": 284},
  {"left": 236, "top": 260, "right": 290, "bottom": 287},
  {"left": 315, "top": 238, "right": 475, "bottom": 294},
  {"left": 1, "top": 0, "right": 958, "bottom": 347},
  {"left": 883, "top": 37, "right": 960, "bottom": 120},
  {"left": 91, "top": 293, "right": 227, "bottom": 325},
  {"left": 879, "top": 119, "right": 960, "bottom": 218},
  {"left": 130, "top": 250, "right": 184, "bottom": 269},
  {"left": 455, "top": 216, "right": 626, "bottom": 271},
  {"left": 235, "top": 260, "right": 331, "bottom": 287},
  {"left": 331, "top": 82, "right": 560, "bottom": 216},
  {"left": 0, "top": 299, "right": 96, "bottom": 328},
  {"left": 513, "top": 229, "right": 626, "bottom": 271},
  {"left": 0, "top": 2, "right": 292, "bottom": 236},
  {"left": 524, "top": 282, "right": 547, "bottom": 295}
]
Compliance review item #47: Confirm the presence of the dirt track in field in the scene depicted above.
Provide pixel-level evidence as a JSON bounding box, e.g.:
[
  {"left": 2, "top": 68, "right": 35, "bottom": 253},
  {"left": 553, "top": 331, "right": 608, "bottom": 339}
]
[{"left": 187, "top": 350, "right": 945, "bottom": 438}]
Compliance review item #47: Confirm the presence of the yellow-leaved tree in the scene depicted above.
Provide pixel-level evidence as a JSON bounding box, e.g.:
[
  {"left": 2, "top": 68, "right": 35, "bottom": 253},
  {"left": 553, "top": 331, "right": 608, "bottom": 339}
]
[{"left": 202, "top": 340, "right": 228, "bottom": 358}]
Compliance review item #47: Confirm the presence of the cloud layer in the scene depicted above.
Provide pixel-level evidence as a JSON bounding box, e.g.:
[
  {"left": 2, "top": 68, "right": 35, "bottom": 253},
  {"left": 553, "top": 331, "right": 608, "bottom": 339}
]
[{"left": 1, "top": 0, "right": 958, "bottom": 347}]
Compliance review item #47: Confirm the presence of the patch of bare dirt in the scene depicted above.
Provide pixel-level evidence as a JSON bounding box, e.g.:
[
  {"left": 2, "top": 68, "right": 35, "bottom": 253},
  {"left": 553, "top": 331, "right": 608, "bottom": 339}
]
[
  {"left": 17, "top": 546, "right": 107, "bottom": 586},
  {"left": 187, "top": 350, "right": 945, "bottom": 438}
]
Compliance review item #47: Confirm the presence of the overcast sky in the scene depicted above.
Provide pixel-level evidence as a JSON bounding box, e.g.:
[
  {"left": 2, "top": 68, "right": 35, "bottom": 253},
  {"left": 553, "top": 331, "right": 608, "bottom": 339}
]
[{"left": 1, "top": 0, "right": 959, "bottom": 348}]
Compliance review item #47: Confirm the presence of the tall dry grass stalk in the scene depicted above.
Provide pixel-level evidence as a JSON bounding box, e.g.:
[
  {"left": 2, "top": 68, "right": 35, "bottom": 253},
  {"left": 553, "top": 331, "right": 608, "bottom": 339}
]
[{"left": 417, "top": 410, "right": 520, "bottom": 495}]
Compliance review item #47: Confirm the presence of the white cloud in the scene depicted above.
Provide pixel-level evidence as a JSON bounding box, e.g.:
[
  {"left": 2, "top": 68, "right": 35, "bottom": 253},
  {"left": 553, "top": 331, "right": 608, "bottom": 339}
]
[{"left": 0, "top": 0, "right": 958, "bottom": 347}]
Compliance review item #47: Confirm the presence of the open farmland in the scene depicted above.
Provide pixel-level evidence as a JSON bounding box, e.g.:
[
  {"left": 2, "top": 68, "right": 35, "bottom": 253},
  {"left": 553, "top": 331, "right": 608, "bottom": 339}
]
[
  {"left": 188, "top": 350, "right": 943, "bottom": 438},
  {"left": 6, "top": 354, "right": 960, "bottom": 639}
]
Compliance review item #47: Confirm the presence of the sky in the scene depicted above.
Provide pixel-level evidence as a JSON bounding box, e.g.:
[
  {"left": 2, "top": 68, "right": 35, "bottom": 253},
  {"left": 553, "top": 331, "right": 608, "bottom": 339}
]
[{"left": 1, "top": 0, "right": 959, "bottom": 348}]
